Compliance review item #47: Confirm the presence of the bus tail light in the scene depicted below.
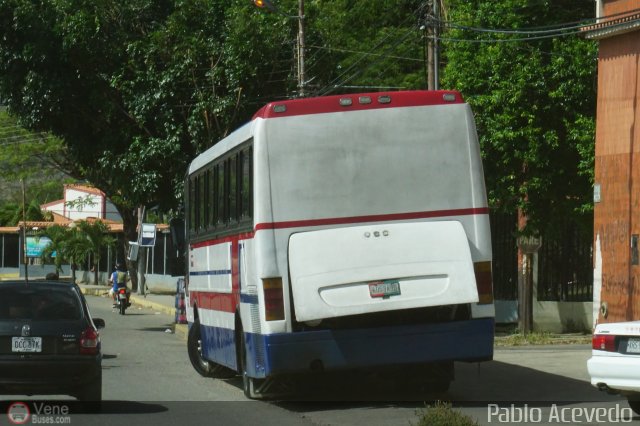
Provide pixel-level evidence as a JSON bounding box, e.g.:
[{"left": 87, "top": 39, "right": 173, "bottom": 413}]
[
  {"left": 474, "top": 261, "right": 493, "bottom": 304},
  {"left": 263, "top": 277, "right": 285, "bottom": 321},
  {"left": 592, "top": 334, "right": 616, "bottom": 352}
]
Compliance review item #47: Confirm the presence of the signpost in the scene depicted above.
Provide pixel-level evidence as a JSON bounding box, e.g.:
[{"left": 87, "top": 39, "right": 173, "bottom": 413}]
[
  {"left": 139, "top": 224, "right": 156, "bottom": 247},
  {"left": 517, "top": 235, "right": 542, "bottom": 334}
]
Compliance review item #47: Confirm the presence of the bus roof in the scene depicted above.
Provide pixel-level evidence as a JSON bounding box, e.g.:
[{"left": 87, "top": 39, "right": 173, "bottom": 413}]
[{"left": 252, "top": 90, "right": 464, "bottom": 120}]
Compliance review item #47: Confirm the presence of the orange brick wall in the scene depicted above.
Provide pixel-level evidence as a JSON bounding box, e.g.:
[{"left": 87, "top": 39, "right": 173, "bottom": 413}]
[
  {"left": 594, "top": 31, "right": 640, "bottom": 323},
  {"left": 603, "top": 0, "right": 640, "bottom": 16}
]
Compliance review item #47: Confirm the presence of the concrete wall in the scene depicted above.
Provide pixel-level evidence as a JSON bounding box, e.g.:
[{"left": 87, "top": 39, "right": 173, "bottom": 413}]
[
  {"left": 496, "top": 299, "right": 593, "bottom": 333},
  {"left": 533, "top": 301, "right": 593, "bottom": 333}
]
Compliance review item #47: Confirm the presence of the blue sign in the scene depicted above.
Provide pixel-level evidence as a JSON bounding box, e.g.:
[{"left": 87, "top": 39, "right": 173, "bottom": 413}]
[{"left": 26, "top": 237, "right": 55, "bottom": 258}]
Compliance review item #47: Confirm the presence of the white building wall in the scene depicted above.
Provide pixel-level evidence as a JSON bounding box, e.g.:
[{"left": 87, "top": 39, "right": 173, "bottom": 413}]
[{"left": 64, "top": 189, "right": 105, "bottom": 220}]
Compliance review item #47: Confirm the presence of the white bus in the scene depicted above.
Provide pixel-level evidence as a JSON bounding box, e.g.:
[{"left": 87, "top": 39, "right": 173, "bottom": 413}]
[{"left": 182, "top": 90, "right": 494, "bottom": 399}]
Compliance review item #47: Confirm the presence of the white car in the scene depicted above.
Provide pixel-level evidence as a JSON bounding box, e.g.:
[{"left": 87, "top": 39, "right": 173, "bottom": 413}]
[{"left": 588, "top": 321, "right": 640, "bottom": 414}]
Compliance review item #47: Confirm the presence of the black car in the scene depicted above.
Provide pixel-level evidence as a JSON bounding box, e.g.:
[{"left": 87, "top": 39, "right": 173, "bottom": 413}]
[{"left": 0, "top": 280, "right": 104, "bottom": 401}]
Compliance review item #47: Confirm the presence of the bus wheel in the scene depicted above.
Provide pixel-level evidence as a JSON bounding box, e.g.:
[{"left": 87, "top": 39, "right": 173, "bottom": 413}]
[{"left": 188, "top": 320, "right": 214, "bottom": 377}]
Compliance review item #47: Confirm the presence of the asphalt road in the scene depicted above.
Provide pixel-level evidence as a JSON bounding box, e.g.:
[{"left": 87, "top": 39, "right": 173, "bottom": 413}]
[{"left": 0, "top": 295, "right": 637, "bottom": 426}]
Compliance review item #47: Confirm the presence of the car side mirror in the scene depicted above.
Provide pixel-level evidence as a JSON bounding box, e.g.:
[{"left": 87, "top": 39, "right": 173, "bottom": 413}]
[{"left": 93, "top": 318, "right": 106, "bottom": 329}]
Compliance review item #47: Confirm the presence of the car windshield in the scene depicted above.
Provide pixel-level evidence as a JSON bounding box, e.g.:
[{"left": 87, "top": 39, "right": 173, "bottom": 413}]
[{"left": 0, "top": 285, "right": 82, "bottom": 321}]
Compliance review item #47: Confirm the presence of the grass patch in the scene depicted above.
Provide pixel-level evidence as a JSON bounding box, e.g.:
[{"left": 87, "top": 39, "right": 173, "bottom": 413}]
[
  {"left": 495, "top": 331, "right": 591, "bottom": 346},
  {"left": 412, "top": 401, "right": 478, "bottom": 426}
]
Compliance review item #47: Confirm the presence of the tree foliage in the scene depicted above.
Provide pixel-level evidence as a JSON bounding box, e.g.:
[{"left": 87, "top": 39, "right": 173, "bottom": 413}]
[
  {"left": 441, "top": 0, "right": 597, "bottom": 234},
  {"left": 0, "top": 108, "right": 68, "bottom": 205},
  {"left": 0, "top": 0, "right": 596, "bottom": 241}
]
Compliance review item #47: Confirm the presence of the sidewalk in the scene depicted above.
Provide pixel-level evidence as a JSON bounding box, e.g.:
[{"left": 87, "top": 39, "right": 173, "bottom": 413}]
[{"left": 79, "top": 284, "right": 188, "bottom": 340}]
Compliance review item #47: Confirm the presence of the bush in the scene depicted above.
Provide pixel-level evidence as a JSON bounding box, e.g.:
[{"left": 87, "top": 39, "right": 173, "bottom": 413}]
[{"left": 412, "top": 401, "right": 478, "bottom": 426}]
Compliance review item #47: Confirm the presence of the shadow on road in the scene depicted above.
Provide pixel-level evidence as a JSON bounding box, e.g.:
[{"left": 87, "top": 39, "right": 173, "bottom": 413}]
[{"left": 248, "top": 359, "right": 625, "bottom": 409}]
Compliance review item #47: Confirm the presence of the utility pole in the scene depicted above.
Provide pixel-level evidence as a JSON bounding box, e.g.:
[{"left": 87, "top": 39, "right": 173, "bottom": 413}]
[
  {"left": 426, "top": 0, "right": 440, "bottom": 90},
  {"left": 254, "top": 0, "right": 306, "bottom": 97},
  {"left": 137, "top": 205, "right": 147, "bottom": 296},
  {"left": 297, "top": 0, "right": 306, "bottom": 96},
  {"left": 21, "top": 178, "right": 28, "bottom": 283}
]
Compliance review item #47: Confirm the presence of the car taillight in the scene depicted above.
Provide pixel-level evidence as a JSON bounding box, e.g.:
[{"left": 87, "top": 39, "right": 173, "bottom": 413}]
[
  {"left": 474, "top": 261, "right": 493, "bottom": 304},
  {"left": 263, "top": 277, "right": 284, "bottom": 321},
  {"left": 80, "top": 327, "right": 100, "bottom": 355},
  {"left": 592, "top": 334, "right": 616, "bottom": 352}
]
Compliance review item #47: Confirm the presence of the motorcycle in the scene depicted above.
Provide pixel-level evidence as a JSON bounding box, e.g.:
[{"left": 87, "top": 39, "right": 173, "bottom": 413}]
[{"left": 115, "top": 287, "right": 130, "bottom": 315}]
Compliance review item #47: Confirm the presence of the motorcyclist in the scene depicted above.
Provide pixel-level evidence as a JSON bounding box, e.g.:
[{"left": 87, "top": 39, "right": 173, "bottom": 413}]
[{"left": 108, "top": 263, "right": 131, "bottom": 308}]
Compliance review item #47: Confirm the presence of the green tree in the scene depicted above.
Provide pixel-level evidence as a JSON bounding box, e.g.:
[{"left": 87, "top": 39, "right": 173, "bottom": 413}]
[
  {"left": 64, "top": 228, "right": 92, "bottom": 285},
  {"left": 441, "top": 0, "right": 597, "bottom": 234},
  {"left": 74, "top": 220, "right": 115, "bottom": 285},
  {"left": 0, "top": 200, "right": 45, "bottom": 226},
  {"left": 37, "top": 224, "right": 70, "bottom": 276}
]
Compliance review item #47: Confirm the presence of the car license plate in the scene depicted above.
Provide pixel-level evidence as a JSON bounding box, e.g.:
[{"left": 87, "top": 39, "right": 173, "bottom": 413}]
[
  {"left": 12, "top": 337, "right": 42, "bottom": 353},
  {"left": 369, "top": 280, "right": 401, "bottom": 298},
  {"left": 627, "top": 338, "right": 640, "bottom": 354},
  {"left": 118, "top": 293, "right": 127, "bottom": 300}
]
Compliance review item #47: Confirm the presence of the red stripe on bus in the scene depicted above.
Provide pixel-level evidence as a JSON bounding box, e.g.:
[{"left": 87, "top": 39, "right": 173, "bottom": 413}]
[
  {"left": 191, "top": 231, "right": 255, "bottom": 249},
  {"left": 252, "top": 90, "right": 463, "bottom": 120},
  {"left": 190, "top": 291, "right": 238, "bottom": 314},
  {"left": 254, "top": 207, "right": 489, "bottom": 231}
]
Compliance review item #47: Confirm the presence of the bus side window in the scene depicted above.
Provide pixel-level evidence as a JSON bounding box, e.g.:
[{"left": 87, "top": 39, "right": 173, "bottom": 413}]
[
  {"left": 188, "top": 176, "right": 196, "bottom": 234},
  {"left": 217, "top": 163, "right": 226, "bottom": 226},
  {"left": 199, "top": 171, "right": 208, "bottom": 231},
  {"left": 229, "top": 155, "right": 238, "bottom": 224},
  {"left": 240, "top": 147, "right": 253, "bottom": 221},
  {"left": 209, "top": 166, "right": 217, "bottom": 229}
]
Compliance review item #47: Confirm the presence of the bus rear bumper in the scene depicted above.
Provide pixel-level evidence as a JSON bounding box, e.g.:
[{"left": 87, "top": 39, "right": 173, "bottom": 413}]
[{"left": 248, "top": 317, "right": 494, "bottom": 377}]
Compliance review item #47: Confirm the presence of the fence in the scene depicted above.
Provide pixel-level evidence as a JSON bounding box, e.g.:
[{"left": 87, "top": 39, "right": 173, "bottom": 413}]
[{"left": 490, "top": 211, "right": 593, "bottom": 302}]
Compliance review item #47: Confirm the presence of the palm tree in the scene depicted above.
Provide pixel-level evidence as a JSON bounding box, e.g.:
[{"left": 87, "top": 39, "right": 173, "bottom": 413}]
[
  {"left": 74, "top": 220, "right": 115, "bottom": 285},
  {"left": 37, "top": 224, "right": 70, "bottom": 276},
  {"left": 65, "top": 228, "right": 92, "bottom": 284}
]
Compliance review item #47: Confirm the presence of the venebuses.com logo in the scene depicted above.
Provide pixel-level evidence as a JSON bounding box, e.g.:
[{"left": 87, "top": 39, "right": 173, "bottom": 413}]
[
  {"left": 6, "top": 401, "right": 72, "bottom": 425},
  {"left": 7, "top": 402, "right": 30, "bottom": 425}
]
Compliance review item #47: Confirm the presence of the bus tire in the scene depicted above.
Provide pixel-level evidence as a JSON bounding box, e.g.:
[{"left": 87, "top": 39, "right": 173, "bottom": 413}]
[{"left": 188, "top": 320, "right": 214, "bottom": 377}]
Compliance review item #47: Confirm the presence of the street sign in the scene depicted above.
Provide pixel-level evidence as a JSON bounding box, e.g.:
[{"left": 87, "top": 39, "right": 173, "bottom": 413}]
[
  {"left": 139, "top": 223, "right": 156, "bottom": 247},
  {"left": 127, "top": 242, "right": 139, "bottom": 261},
  {"left": 517, "top": 235, "right": 542, "bottom": 254}
]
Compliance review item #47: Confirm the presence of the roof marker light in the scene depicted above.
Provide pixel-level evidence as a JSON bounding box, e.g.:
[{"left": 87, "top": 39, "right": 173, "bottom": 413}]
[
  {"left": 273, "top": 104, "right": 287, "bottom": 113},
  {"left": 359, "top": 96, "right": 372, "bottom": 104},
  {"left": 339, "top": 98, "right": 353, "bottom": 107},
  {"left": 378, "top": 95, "right": 391, "bottom": 104},
  {"left": 443, "top": 93, "right": 457, "bottom": 102}
]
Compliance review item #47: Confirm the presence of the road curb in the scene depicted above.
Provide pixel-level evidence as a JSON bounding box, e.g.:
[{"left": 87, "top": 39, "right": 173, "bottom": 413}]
[{"left": 174, "top": 323, "right": 188, "bottom": 341}]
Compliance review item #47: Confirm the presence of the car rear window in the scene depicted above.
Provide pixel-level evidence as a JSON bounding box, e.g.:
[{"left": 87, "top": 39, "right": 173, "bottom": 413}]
[{"left": 0, "top": 285, "right": 82, "bottom": 321}]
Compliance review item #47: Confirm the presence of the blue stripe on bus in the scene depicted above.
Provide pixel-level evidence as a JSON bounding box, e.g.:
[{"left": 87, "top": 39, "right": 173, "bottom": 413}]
[
  {"left": 190, "top": 269, "right": 232, "bottom": 276},
  {"left": 240, "top": 293, "right": 259, "bottom": 304},
  {"left": 254, "top": 318, "right": 495, "bottom": 376},
  {"left": 200, "top": 324, "right": 238, "bottom": 371},
  {"left": 198, "top": 318, "right": 494, "bottom": 379}
]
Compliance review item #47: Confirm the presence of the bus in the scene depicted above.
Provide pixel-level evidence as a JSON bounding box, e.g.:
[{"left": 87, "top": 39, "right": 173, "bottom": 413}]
[{"left": 181, "top": 90, "right": 494, "bottom": 399}]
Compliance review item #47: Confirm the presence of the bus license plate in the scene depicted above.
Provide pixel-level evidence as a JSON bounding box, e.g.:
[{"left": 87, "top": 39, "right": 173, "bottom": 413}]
[
  {"left": 627, "top": 338, "right": 640, "bottom": 353},
  {"left": 12, "top": 337, "right": 42, "bottom": 353},
  {"left": 369, "top": 280, "right": 401, "bottom": 298}
]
